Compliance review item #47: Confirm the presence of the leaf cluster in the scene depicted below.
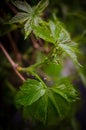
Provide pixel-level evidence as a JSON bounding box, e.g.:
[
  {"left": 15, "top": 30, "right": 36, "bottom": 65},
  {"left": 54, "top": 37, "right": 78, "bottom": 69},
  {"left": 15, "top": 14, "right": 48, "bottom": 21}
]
[
  {"left": 9, "top": 0, "right": 80, "bottom": 66},
  {"left": 8, "top": 0, "right": 80, "bottom": 125}
]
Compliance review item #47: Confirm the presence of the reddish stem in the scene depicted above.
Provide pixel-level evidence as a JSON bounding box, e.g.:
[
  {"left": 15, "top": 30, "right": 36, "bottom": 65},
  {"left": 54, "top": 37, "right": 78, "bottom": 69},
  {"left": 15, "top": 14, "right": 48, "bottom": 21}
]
[{"left": 0, "top": 43, "right": 25, "bottom": 82}]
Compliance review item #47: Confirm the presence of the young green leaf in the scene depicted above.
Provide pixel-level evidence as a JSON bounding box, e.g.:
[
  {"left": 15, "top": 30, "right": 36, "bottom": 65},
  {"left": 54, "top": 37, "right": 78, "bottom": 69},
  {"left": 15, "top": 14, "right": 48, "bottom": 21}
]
[
  {"left": 9, "top": 12, "right": 30, "bottom": 24},
  {"left": 34, "top": 0, "right": 49, "bottom": 16},
  {"left": 16, "top": 79, "right": 46, "bottom": 106},
  {"left": 33, "top": 24, "right": 55, "bottom": 43},
  {"left": 12, "top": 1, "right": 32, "bottom": 13},
  {"left": 9, "top": 0, "right": 49, "bottom": 39},
  {"left": 48, "top": 20, "right": 80, "bottom": 66},
  {"left": 49, "top": 20, "right": 61, "bottom": 42},
  {"left": 49, "top": 20, "right": 71, "bottom": 43},
  {"left": 24, "top": 20, "right": 32, "bottom": 39},
  {"left": 58, "top": 28, "right": 71, "bottom": 43},
  {"left": 59, "top": 43, "right": 80, "bottom": 66}
]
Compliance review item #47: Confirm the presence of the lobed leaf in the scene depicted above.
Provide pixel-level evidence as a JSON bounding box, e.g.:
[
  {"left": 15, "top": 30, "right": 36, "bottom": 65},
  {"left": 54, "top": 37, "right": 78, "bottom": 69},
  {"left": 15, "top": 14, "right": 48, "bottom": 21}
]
[
  {"left": 51, "top": 78, "right": 78, "bottom": 102},
  {"left": 49, "top": 20, "right": 71, "bottom": 44},
  {"left": 33, "top": 24, "right": 55, "bottom": 43},
  {"left": 24, "top": 20, "right": 32, "bottom": 39},
  {"left": 34, "top": 0, "right": 49, "bottom": 15},
  {"left": 16, "top": 78, "right": 78, "bottom": 124},
  {"left": 59, "top": 43, "right": 80, "bottom": 66},
  {"left": 23, "top": 93, "right": 48, "bottom": 124},
  {"left": 9, "top": 0, "right": 49, "bottom": 39},
  {"left": 58, "top": 28, "right": 71, "bottom": 43},
  {"left": 9, "top": 12, "right": 30, "bottom": 24},
  {"left": 16, "top": 79, "right": 46, "bottom": 106},
  {"left": 49, "top": 20, "right": 61, "bottom": 42},
  {"left": 12, "top": 1, "right": 32, "bottom": 13}
]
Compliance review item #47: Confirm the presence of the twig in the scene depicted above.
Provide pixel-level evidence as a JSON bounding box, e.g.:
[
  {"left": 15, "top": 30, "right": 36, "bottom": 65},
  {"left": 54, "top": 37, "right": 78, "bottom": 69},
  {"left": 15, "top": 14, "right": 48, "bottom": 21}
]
[
  {"left": 7, "top": 33, "right": 22, "bottom": 62},
  {"left": 0, "top": 43, "right": 25, "bottom": 82},
  {"left": 31, "top": 34, "right": 41, "bottom": 49},
  {"left": 31, "top": 34, "right": 46, "bottom": 51},
  {"left": 31, "top": 34, "right": 50, "bottom": 53}
]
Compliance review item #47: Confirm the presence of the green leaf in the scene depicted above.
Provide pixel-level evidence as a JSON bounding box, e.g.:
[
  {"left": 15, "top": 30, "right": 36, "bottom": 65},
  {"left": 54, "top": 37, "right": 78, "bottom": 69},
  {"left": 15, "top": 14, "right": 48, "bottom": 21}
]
[
  {"left": 42, "top": 63, "right": 62, "bottom": 78},
  {"left": 33, "top": 24, "right": 55, "bottom": 43},
  {"left": 34, "top": 0, "right": 49, "bottom": 15},
  {"left": 16, "top": 79, "right": 46, "bottom": 106},
  {"left": 24, "top": 20, "right": 32, "bottom": 39},
  {"left": 16, "top": 78, "right": 78, "bottom": 124},
  {"left": 48, "top": 90, "right": 61, "bottom": 117},
  {"left": 9, "top": 0, "right": 49, "bottom": 39},
  {"left": 23, "top": 93, "right": 48, "bottom": 124},
  {"left": 47, "top": 90, "right": 71, "bottom": 125},
  {"left": 49, "top": 20, "right": 80, "bottom": 66},
  {"left": 52, "top": 84, "right": 70, "bottom": 102},
  {"left": 58, "top": 27, "right": 71, "bottom": 43},
  {"left": 12, "top": 1, "right": 32, "bottom": 13},
  {"left": 9, "top": 12, "right": 30, "bottom": 24},
  {"left": 51, "top": 78, "right": 78, "bottom": 102},
  {"left": 49, "top": 20, "right": 61, "bottom": 42},
  {"left": 49, "top": 20, "right": 70, "bottom": 43},
  {"left": 59, "top": 43, "right": 80, "bottom": 66},
  {"left": 77, "top": 66, "right": 86, "bottom": 87}
]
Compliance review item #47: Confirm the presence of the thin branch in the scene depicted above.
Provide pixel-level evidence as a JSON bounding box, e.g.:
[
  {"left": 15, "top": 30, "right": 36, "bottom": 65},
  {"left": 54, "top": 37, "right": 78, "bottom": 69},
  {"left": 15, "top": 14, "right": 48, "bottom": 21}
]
[
  {"left": 38, "top": 38, "right": 44, "bottom": 46},
  {"left": 31, "top": 34, "right": 46, "bottom": 51},
  {"left": 31, "top": 34, "right": 41, "bottom": 49},
  {"left": 31, "top": 34, "right": 50, "bottom": 53},
  {"left": 0, "top": 43, "right": 25, "bottom": 82},
  {"left": 7, "top": 33, "right": 22, "bottom": 62},
  {"left": 18, "top": 67, "right": 47, "bottom": 89}
]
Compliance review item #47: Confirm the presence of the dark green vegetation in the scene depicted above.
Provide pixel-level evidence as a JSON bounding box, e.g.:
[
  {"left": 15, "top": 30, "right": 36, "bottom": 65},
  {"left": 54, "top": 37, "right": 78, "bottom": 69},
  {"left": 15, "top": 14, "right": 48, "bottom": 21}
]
[{"left": 0, "top": 0, "right": 86, "bottom": 130}]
